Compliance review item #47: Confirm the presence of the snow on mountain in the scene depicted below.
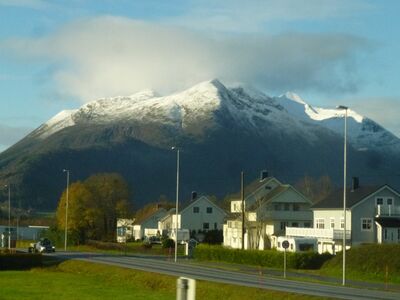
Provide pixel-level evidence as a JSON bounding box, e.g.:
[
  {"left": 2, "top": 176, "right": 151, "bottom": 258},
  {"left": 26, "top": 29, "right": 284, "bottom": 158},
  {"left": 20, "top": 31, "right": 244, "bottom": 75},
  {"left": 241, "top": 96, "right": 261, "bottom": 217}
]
[{"left": 32, "top": 79, "right": 400, "bottom": 153}]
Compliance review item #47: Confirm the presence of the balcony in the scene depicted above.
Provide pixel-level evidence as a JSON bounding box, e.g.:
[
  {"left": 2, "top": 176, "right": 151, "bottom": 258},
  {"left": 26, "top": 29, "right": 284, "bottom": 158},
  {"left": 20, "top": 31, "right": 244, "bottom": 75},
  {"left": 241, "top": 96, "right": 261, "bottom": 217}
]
[
  {"left": 286, "top": 227, "right": 351, "bottom": 240},
  {"left": 376, "top": 205, "right": 400, "bottom": 217}
]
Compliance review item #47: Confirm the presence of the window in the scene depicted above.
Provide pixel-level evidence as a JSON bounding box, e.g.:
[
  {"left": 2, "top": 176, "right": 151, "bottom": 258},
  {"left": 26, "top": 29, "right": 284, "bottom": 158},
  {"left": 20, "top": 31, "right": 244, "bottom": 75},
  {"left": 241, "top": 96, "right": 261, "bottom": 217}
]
[
  {"left": 361, "top": 218, "right": 372, "bottom": 231},
  {"left": 284, "top": 203, "right": 290, "bottom": 211},
  {"left": 340, "top": 218, "right": 344, "bottom": 229},
  {"left": 203, "top": 223, "right": 209, "bottom": 230},
  {"left": 290, "top": 244, "right": 293, "bottom": 250},
  {"left": 304, "top": 222, "right": 311, "bottom": 228},
  {"left": 274, "top": 204, "right": 281, "bottom": 211},
  {"left": 280, "top": 222, "right": 288, "bottom": 230},
  {"left": 316, "top": 219, "right": 325, "bottom": 229},
  {"left": 330, "top": 218, "right": 335, "bottom": 229},
  {"left": 376, "top": 198, "right": 384, "bottom": 205},
  {"left": 193, "top": 207, "right": 199, "bottom": 213},
  {"left": 278, "top": 242, "right": 281, "bottom": 248},
  {"left": 291, "top": 222, "right": 298, "bottom": 227},
  {"left": 384, "top": 228, "right": 388, "bottom": 240},
  {"left": 387, "top": 198, "right": 393, "bottom": 205},
  {"left": 206, "top": 207, "right": 213, "bottom": 214},
  {"left": 214, "top": 222, "right": 218, "bottom": 230},
  {"left": 293, "top": 204, "right": 300, "bottom": 211}
]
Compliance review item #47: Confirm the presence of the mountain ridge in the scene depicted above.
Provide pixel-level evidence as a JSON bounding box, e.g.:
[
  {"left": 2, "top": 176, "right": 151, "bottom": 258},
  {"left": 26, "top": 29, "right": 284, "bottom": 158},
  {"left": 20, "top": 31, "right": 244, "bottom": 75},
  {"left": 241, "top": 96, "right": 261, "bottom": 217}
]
[{"left": 1, "top": 79, "right": 399, "bottom": 209}]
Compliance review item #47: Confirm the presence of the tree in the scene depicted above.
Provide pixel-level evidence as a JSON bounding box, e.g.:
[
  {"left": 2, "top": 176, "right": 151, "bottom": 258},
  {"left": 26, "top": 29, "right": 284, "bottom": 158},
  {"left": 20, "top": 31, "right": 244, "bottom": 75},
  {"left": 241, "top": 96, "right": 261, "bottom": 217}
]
[
  {"left": 56, "top": 173, "right": 132, "bottom": 243},
  {"left": 295, "top": 175, "right": 335, "bottom": 203}
]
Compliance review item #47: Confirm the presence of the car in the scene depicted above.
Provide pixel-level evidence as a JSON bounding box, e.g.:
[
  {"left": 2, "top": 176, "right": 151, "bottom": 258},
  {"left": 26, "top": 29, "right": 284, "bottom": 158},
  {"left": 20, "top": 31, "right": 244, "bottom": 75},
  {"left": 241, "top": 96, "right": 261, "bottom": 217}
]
[{"left": 28, "top": 238, "right": 56, "bottom": 253}]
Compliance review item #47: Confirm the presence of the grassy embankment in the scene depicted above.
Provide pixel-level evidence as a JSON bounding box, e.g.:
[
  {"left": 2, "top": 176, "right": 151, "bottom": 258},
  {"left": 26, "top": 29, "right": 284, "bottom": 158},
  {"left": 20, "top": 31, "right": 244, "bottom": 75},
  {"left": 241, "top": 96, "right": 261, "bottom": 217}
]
[
  {"left": 0, "top": 258, "right": 329, "bottom": 300},
  {"left": 320, "top": 244, "right": 400, "bottom": 284},
  {"left": 194, "top": 244, "right": 400, "bottom": 285}
]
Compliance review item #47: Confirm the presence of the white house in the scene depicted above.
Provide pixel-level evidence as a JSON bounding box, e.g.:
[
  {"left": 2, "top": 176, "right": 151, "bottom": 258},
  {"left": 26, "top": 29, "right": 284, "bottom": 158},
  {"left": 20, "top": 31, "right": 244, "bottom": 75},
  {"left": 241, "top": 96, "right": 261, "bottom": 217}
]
[
  {"left": 223, "top": 172, "right": 313, "bottom": 250},
  {"left": 158, "top": 195, "right": 227, "bottom": 236},
  {"left": 116, "top": 218, "right": 135, "bottom": 243},
  {"left": 285, "top": 179, "right": 400, "bottom": 254},
  {"left": 131, "top": 208, "right": 168, "bottom": 241}
]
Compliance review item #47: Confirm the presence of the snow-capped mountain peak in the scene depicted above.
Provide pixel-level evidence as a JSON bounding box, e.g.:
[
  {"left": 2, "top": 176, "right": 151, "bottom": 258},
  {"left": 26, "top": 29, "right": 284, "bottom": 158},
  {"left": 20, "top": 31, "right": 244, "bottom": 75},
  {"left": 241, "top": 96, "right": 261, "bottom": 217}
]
[{"left": 31, "top": 79, "right": 400, "bottom": 153}]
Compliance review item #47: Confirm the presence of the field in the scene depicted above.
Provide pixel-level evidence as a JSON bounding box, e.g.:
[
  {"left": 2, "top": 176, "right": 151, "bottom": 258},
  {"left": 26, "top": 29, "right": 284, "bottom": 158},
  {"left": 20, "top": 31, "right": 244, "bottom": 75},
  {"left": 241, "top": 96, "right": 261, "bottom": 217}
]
[{"left": 0, "top": 259, "right": 329, "bottom": 300}]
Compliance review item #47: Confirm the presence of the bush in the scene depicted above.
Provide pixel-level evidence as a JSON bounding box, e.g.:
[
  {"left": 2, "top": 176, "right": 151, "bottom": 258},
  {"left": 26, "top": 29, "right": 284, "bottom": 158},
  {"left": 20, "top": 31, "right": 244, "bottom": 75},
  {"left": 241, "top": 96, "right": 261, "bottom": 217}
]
[
  {"left": 0, "top": 253, "right": 42, "bottom": 270},
  {"left": 162, "top": 238, "right": 175, "bottom": 249},
  {"left": 141, "top": 241, "right": 152, "bottom": 250},
  {"left": 86, "top": 240, "right": 125, "bottom": 251},
  {"left": 194, "top": 244, "right": 332, "bottom": 269}
]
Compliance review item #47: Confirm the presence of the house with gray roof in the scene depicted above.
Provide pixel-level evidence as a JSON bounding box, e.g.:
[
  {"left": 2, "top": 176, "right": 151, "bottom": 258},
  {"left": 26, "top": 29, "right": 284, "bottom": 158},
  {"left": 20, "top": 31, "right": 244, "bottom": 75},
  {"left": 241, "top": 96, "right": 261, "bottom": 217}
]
[
  {"left": 285, "top": 178, "right": 400, "bottom": 253},
  {"left": 224, "top": 172, "right": 313, "bottom": 250}
]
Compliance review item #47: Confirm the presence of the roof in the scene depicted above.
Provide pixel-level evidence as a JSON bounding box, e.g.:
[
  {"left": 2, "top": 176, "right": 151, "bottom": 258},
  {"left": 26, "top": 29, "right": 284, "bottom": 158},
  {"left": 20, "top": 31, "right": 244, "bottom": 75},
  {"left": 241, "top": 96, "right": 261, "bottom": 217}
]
[
  {"left": 227, "top": 177, "right": 278, "bottom": 200},
  {"left": 375, "top": 217, "right": 400, "bottom": 228},
  {"left": 134, "top": 207, "right": 167, "bottom": 225},
  {"left": 247, "top": 185, "right": 289, "bottom": 210},
  {"left": 180, "top": 195, "right": 227, "bottom": 215},
  {"left": 312, "top": 186, "right": 381, "bottom": 209}
]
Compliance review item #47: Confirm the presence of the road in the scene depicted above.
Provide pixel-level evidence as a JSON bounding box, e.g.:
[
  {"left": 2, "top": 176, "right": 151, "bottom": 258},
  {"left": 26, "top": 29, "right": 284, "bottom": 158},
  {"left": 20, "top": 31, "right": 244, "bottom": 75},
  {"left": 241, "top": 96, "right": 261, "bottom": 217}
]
[{"left": 48, "top": 251, "right": 399, "bottom": 300}]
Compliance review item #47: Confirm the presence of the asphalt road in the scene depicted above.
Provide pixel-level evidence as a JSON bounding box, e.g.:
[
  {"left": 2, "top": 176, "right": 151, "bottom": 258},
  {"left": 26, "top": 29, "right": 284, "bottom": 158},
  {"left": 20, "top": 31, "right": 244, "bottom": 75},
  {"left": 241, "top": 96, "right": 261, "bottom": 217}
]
[{"left": 46, "top": 251, "right": 400, "bottom": 300}]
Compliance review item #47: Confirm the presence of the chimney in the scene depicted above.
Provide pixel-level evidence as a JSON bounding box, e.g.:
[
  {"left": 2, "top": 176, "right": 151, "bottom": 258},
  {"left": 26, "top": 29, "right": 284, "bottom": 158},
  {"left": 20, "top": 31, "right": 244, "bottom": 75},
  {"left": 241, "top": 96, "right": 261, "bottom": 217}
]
[
  {"left": 191, "top": 191, "right": 197, "bottom": 201},
  {"left": 352, "top": 177, "right": 359, "bottom": 191},
  {"left": 260, "top": 170, "right": 268, "bottom": 181}
]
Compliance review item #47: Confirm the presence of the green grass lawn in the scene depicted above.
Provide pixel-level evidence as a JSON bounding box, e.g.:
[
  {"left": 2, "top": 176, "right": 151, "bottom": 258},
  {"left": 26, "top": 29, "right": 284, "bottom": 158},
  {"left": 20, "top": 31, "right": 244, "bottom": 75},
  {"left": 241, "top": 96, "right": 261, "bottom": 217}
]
[{"left": 0, "top": 259, "right": 329, "bottom": 300}]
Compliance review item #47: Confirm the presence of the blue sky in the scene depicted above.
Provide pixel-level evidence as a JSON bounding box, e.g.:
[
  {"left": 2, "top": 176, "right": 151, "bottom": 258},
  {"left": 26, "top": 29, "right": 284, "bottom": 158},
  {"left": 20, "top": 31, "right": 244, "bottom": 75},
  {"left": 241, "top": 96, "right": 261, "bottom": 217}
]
[{"left": 0, "top": 0, "right": 399, "bottom": 151}]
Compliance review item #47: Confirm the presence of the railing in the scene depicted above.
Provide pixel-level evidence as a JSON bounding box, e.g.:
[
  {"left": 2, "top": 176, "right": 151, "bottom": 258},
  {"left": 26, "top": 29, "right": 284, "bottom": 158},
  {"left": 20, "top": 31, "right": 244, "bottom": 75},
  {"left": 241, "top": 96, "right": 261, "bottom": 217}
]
[
  {"left": 285, "top": 227, "right": 351, "bottom": 240},
  {"left": 376, "top": 205, "right": 400, "bottom": 217}
]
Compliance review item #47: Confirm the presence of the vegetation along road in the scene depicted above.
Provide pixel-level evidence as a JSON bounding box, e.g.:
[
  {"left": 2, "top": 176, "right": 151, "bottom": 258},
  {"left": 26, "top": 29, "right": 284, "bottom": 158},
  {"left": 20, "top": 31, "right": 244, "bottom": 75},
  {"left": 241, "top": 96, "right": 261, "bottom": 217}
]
[{"left": 47, "top": 251, "right": 400, "bottom": 300}]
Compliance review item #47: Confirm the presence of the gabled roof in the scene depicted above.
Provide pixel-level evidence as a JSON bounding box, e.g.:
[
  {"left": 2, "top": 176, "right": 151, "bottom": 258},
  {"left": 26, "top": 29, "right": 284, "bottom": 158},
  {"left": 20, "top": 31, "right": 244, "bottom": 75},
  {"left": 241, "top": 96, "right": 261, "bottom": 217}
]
[
  {"left": 180, "top": 195, "right": 227, "bottom": 216},
  {"left": 229, "top": 177, "right": 281, "bottom": 201},
  {"left": 247, "top": 185, "right": 288, "bottom": 210},
  {"left": 134, "top": 208, "right": 167, "bottom": 225},
  {"left": 312, "top": 185, "right": 383, "bottom": 209}
]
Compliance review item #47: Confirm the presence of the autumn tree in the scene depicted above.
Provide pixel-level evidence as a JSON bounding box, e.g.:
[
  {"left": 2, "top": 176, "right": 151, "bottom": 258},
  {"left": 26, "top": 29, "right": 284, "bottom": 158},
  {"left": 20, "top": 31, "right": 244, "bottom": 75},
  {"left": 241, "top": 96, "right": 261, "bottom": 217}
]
[{"left": 56, "top": 173, "right": 132, "bottom": 243}]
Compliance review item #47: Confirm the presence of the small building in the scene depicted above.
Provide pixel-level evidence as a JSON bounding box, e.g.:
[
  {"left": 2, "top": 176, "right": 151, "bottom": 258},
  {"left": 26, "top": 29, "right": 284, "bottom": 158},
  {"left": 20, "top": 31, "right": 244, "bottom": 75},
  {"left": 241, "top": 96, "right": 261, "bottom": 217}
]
[
  {"left": 132, "top": 208, "right": 168, "bottom": 241},
  {"left": 158, "top": 194, "right": 227, "bottom": 238},
  {"left": 116, "top": 218, "right": 135, "bottom": 243}
]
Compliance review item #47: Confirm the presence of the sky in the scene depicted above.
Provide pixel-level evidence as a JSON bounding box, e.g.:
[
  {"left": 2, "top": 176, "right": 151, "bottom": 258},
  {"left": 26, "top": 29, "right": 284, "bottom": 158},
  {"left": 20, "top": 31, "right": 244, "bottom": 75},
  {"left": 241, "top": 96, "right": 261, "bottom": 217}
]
[{"left": 0, "top": 0, "right": 399, "bottom": 151}]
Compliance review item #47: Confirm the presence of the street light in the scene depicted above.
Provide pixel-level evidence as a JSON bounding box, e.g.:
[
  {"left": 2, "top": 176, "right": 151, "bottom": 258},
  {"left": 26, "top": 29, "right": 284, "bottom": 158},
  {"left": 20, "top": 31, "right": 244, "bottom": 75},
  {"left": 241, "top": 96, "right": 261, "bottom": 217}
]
[
  {"left": 337, "top": 105, "right": 348, "bottom": 286},
  {"left": 171, "top": 147, "right": 180, "bottom": 263},
  {"left": 63, "top": 169, "right": 70, "bottom": 251},
  {"left": 4, "top": 185, "right": 11, "bottom": 250}
]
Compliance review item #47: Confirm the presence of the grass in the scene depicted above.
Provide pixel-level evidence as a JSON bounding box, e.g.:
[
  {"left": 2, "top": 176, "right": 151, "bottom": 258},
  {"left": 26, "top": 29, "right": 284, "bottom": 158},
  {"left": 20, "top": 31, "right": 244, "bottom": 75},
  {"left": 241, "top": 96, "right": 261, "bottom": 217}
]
[
  {"left": 320, "top": 244, "right": 400, "bottom": 284},
  {"left": 0, "top": 259, "right": 330, "bottom": 300}
]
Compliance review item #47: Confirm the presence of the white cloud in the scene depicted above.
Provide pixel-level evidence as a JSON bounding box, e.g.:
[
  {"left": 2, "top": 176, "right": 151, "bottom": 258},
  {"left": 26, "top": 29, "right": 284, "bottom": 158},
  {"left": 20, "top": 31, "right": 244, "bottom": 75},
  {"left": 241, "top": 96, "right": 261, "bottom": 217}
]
[{"left": 1, "top": 16, "right": 371, "bottom": 102}]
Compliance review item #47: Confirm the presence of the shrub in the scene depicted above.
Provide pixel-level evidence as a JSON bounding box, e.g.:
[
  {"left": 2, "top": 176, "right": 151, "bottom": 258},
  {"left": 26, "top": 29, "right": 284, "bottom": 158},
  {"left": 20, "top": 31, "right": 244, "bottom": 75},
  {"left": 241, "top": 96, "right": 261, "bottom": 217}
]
[
  {"left": 194, "top": 244, "right": 332, "bottom": 269},
  {"left": 0, "top": 253, "right": 42, "bottom": 270},
  {"left": 162, "top": 238, "right": 175, "bottom": 249}
]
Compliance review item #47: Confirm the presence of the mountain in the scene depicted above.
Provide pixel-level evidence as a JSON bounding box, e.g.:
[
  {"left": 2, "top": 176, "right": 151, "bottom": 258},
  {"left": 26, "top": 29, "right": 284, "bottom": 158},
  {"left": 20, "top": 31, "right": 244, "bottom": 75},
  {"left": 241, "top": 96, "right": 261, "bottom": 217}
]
[{"left": 1, "top": 79, "right": 399, "bottom": 209}]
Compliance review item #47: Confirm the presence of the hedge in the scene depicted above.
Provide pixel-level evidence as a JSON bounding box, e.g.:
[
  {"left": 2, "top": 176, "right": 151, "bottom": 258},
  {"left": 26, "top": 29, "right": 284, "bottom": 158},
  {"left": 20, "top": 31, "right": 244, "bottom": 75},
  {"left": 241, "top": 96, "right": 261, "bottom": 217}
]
[
  {"left": 0, "top": 253, "right": 43, "bottom": 270},
  {"left": 194, "top": 244, "right": 332, "bottom": 269}
]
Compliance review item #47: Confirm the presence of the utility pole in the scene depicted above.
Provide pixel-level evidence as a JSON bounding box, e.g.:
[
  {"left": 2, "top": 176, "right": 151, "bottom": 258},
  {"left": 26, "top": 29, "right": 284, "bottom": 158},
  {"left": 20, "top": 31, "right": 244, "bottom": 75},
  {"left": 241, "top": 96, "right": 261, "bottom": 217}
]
[
  {"left": 63, "top": 169, "right": 70, "bottom": 251},
  {"left": 241, "top": 171, "right": 245, "bottom": 250}
]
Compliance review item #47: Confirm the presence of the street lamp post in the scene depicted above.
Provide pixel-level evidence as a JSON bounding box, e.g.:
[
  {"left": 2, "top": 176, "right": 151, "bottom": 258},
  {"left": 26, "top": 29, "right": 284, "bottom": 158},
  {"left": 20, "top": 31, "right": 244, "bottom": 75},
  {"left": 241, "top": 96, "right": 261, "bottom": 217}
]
[
  {"left": 172, "top": 147, "right": 180, "bottom": 263},
  {"left": 63, "top": 169, "right": 70, "bottom": 251},
  {"left": 4, "top": 185, "right": 11, "bottom": 250},
  {"left": 337, "top": 105, "right": 348, "bottom": 286}
]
